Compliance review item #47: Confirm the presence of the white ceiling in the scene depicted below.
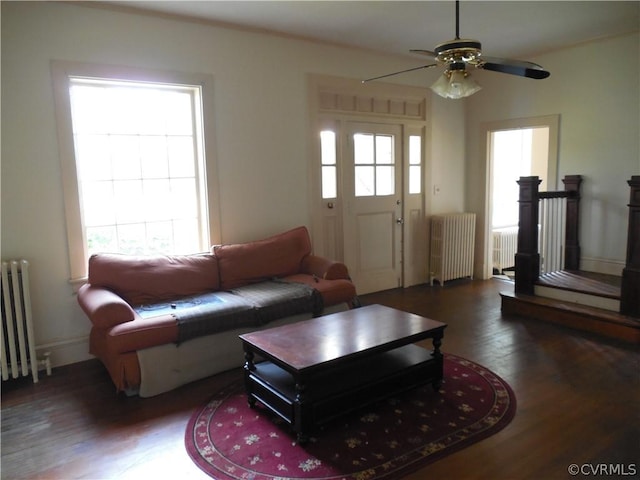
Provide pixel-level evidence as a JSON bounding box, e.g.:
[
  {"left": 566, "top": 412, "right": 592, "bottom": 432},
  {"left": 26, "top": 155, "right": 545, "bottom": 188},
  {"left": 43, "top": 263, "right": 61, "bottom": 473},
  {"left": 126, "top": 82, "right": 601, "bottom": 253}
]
[{"left": 108, "top": 1, "right": 639, "bottom": 61}]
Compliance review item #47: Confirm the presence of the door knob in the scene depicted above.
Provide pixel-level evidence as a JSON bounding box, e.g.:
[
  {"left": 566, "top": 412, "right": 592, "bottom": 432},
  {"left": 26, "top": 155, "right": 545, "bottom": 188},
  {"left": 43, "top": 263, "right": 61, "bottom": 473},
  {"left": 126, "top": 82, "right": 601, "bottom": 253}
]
[{"left": 396, "top": 218, "right": 404, "bottom": 225}]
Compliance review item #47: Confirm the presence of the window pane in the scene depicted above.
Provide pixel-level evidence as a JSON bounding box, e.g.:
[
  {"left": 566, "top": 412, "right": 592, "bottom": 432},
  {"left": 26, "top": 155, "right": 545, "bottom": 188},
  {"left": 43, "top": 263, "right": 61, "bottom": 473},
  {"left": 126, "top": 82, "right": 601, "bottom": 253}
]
[
  {"left": 146, "top": 221, "right": 173, "bottom": 253},
  {"left": 354, "top": 134, "right": 374, "bottom": 164},
  {"left": 82, "top": 181, "right": 115, "bottom": 226},
  {"left": 320, "top": 131, "right": 336, "bottom": 165},
  {"left": 143, "top": 179, "right": 172, "bottom": 221},
  {"left": 140, "top": 136, "right": 169, "bottom": 178},
  {"left": 86, "top": 226, "right": 117, "bottom": 255},
  {"left": 117, "top": 223, "right": 146, "bottom": 255},
  {"left": 168, "top": 136, "right": 195, "bottom": 177},
  {"left": 173, "top": 218, "right": 200, "bottom": 253},
  {"left": 165, "top": 92, "right": 194, "bottom": 135},
  {"left": 409, "top": 135, "right": 421, "bottom": 165},
  {"left": 114, "top": 180, "right": 144, "bottom": 224},
  {"left": 320, "top": 130, "right": 337, "bottom": 199},
  {"left": 375, "top": 135, "right": 393, "bottom": 164},
  {"left": 410, "top": 165, "right": 421, "bottom": 194},
  {"left": 69, "top": 86, "right": 109, "bottom": 134},
  {"left": 108, "top": 88, "right": 144, "bottom": 135},
  {"left": 355, "top": 166, "right": 375, "bottom": 197},
  {"left": 75, "top": 134, "right": 111, "bottom": 180},
  {"left": 137, "top": 89, "right": 172, "bottom": 135},
  {"left": 376, "top": 166, "right": 395, "bottom": 195},
  {"left": 170, "top": 178, "right": 198, "bottom": 219},
  {"left": 111, "top": 135, "right": 141, "bottom": 180},
  {"left": 322, "top": 166, "right": 337, "bottom": 199}
]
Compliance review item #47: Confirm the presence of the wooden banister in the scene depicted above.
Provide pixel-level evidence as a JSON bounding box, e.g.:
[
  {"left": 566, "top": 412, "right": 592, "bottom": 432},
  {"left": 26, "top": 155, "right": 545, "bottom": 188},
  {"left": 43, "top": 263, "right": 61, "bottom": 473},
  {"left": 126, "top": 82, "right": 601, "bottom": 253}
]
[
  {"left": 620, "top": 176, "right": 640, "bottom": 317},
  {"left": 515, "top": 176, "right": 541, "bottom": 294},
  {"left": 562, "top": 175, "right": 582, "bottom": 270},
  {"left": 515, "top": 175, "right": 582, "bottom": 294}
]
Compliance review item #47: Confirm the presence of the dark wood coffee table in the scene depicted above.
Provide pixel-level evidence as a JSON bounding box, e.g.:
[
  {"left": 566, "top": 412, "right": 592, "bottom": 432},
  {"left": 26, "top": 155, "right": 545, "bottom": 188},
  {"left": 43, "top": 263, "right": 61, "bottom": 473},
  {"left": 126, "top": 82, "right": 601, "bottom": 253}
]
[{"left": 239, "top": 304, "right": 447, "bottom": 443}]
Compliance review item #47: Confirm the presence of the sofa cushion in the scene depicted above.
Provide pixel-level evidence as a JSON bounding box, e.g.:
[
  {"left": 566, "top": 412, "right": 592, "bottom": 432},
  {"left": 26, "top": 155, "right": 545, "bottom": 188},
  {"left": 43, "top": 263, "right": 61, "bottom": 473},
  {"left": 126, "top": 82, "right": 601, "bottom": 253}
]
[
  {"left": 214, "top": 226, "right": 312, "bottom": 289},
  {"left": 88, "top": 253, "right": 220, "bottom": 306}
]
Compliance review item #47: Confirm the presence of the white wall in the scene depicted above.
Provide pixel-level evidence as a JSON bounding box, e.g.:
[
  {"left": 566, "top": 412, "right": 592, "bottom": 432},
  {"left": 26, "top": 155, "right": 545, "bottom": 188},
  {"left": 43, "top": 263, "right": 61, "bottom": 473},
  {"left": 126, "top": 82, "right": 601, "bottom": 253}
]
[
  {"left": 465, "top": 33, "right": 639, "bottom": 277},
  {"left": 429, "top": 96, "right": 466, "bottom": 213},
  {"left": 1, "top": 2, "right": 465, "bottom": 366}
]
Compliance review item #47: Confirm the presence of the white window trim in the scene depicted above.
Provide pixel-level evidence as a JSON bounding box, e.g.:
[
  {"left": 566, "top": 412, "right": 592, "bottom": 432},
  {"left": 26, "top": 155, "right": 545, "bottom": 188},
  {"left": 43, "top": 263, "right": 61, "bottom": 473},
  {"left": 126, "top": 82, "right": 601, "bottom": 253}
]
[{"left": 51, "top": 60, "right": 222, "bottom": 284}]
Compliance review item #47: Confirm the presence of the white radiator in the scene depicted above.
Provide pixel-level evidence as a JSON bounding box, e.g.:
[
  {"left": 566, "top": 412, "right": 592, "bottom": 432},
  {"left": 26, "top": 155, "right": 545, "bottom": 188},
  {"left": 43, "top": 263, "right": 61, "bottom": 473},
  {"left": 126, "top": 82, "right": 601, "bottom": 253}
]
[
  {"left": 1, "top": 260, "right": 50, "bottom": 382},
  {"left": 492, "top": 226, "right": 518, "bottom": 272},
  {"left": 430, "top": 213, "right": 476, "bottom": 285}
]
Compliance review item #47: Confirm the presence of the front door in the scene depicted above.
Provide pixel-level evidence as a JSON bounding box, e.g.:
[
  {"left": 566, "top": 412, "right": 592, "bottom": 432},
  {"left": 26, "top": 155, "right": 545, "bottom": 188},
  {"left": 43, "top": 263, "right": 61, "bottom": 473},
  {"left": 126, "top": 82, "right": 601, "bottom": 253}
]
[{"left": 343, "top": 122, "right": 403, "bottom": 294}]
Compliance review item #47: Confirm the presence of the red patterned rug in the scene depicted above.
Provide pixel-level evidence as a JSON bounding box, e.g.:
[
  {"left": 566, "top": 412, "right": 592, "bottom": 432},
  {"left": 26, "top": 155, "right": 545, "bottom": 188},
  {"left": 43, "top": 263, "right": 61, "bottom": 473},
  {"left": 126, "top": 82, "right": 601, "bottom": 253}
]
[{"left": 185, "top": 353, "right": 516, "bottom": 480}]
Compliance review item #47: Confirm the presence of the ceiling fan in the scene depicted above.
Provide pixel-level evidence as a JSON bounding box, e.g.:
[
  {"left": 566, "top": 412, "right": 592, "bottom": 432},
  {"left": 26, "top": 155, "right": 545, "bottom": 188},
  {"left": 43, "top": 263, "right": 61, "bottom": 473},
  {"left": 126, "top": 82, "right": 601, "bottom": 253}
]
[{"left": 363, "top": 0, "right": 550, "bottom": 99}]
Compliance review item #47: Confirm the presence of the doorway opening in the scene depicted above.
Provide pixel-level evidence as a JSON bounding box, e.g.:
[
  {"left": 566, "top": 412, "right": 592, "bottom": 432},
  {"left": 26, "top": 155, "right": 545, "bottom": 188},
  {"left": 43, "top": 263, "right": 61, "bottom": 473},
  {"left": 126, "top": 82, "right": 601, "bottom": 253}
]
[
  {"left": 308, "top": 75, "right": 429, "bottom": 295},
  {"left": 484, "top": 115, "right": 559, "bottom": 280}
]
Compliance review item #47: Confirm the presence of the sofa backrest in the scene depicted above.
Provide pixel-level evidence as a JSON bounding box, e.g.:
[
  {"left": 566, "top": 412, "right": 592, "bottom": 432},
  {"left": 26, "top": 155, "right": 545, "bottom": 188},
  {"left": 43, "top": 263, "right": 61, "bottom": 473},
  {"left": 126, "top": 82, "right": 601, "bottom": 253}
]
[
  {"left": 214, "top": 226, "right": 312, "bottom": 289},
  {"left": 87, "top": 253, "right": 220, "bottom": 306}
]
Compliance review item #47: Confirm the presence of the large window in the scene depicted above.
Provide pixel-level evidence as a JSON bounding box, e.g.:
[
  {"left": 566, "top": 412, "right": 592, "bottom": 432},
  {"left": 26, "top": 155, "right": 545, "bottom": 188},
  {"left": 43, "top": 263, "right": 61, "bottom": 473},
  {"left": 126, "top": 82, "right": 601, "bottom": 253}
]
[
  {"left": 52, "top": 62, "right": 220, "bottom": 282},
  {"left": 69, "top": 78, "right": 207, "bottom": 256}
]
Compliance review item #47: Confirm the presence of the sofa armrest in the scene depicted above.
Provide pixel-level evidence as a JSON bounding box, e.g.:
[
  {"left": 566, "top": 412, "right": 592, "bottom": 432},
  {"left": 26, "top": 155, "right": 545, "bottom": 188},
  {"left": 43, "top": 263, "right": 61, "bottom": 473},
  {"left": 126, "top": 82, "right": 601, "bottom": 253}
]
[
  {"left": 78, "top": 284, "right": 136, "bottom": 329},
  {"left": 300, "top": 254, "right": 351, "bottom": 281}
]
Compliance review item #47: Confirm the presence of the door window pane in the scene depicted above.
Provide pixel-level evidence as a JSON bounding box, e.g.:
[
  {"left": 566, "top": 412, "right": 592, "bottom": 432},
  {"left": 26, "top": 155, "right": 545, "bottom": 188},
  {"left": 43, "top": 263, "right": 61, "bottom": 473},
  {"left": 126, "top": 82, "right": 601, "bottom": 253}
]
[
  {"left": 355, "top": 166, "right": 375, "bottom": 197},
  {"left": 376, "top": 166, "right": 395, "bottom": 195},
  {"left": 354, "top": 134, "right": 374, "bottom": 164},
  {"left": 354, "top": 132, "right": 395, "bottom": 197},
  {"left": 375, "top": 135, "right": 393, "bottom": 164}
]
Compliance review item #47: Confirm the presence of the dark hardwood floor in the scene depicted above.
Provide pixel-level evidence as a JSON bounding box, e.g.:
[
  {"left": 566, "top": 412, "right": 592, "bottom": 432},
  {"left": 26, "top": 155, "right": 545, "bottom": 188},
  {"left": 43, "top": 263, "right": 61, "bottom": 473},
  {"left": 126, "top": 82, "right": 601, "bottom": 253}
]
[{"left": 2, "top": 278, "right": 638, "bottom": 479}]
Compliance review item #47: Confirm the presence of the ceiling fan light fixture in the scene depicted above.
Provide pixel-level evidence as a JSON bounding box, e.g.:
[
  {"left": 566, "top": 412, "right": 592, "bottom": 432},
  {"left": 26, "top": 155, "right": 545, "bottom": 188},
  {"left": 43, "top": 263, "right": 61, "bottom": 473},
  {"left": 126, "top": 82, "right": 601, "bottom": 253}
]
[
  {"left": 430, "top": 69, "right": 482, "bottom": 99},
  {"left": 362, "top": 1, "right": 550, "bottom": 92}
]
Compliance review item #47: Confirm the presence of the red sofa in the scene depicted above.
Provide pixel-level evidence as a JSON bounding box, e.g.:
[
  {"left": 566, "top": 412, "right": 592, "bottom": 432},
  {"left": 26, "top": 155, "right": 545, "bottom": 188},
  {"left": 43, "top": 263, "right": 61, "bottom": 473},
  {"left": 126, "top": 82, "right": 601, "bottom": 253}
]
[{"left": 78, "top": 226, "right": 357, "bottom": 396}]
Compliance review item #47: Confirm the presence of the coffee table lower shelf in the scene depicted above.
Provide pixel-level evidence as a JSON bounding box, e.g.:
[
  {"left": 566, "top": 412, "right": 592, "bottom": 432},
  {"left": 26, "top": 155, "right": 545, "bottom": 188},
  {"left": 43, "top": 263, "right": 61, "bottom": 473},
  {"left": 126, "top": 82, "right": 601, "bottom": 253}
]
[{"left": 244, "top": 344, "right": 442, "bottom": 442}]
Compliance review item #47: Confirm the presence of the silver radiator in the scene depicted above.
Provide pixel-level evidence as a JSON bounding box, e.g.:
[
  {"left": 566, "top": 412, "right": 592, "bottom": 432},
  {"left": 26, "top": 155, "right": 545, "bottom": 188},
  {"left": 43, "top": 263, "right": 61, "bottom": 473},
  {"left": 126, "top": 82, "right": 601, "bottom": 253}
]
[{"left": 1, "top": 260, "right": 51, "bottom": 382}]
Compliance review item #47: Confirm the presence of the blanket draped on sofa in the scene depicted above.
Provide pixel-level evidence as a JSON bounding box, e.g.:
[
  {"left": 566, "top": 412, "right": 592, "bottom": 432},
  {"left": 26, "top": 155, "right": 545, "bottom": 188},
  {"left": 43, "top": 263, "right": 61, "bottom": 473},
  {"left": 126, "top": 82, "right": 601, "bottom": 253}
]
[
  {"left": 135, "top": 280, "right": 323, "bottom": 344},
  {"left": 231, "top": 279, "right": 324, "bottom": 324}
]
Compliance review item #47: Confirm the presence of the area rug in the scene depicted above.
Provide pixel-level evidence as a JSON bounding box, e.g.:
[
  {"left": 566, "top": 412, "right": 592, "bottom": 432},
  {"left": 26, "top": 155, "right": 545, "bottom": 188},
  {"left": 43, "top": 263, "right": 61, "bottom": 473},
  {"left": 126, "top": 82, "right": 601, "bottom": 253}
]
[{"left": 185, "top": 353, "right": 516, "bottom": 480}]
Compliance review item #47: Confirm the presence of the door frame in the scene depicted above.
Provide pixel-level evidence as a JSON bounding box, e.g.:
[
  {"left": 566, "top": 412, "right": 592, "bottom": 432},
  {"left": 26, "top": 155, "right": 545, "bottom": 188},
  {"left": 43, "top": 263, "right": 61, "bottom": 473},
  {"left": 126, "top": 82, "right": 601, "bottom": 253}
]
[
  {"left": 307, "top": 74, "right": 430, "bottom": 292},
  {"left": 481, "top": 114, "right": 560, "bottom": 279}
]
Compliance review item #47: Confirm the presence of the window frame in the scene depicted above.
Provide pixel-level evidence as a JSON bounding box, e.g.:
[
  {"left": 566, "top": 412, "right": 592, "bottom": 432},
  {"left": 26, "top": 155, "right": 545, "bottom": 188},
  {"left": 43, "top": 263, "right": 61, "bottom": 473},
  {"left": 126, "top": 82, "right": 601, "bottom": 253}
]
[{"left": 51, "top": 61, "right": 221, "bottom": 284}]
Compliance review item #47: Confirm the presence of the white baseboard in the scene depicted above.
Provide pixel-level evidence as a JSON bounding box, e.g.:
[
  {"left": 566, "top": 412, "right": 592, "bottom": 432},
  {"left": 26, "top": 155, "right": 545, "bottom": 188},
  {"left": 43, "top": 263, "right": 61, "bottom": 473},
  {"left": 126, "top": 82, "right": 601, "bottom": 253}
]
[
  {"left": 580, "top": 257, "right": 624, "bottom": 276},
  {"left": 36, "top": 335, "right": 92, "bottom": 370}
]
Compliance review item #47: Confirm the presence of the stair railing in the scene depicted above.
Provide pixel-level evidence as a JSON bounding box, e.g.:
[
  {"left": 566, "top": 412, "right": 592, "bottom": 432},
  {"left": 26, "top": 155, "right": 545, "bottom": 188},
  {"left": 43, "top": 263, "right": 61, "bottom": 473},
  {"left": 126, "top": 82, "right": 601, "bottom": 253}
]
[
  {"left": 515, "top": 175, "right": 582, "bottom": 294},
  {"left": 621, "top": 176, "right": 640, "bottom": 317}
]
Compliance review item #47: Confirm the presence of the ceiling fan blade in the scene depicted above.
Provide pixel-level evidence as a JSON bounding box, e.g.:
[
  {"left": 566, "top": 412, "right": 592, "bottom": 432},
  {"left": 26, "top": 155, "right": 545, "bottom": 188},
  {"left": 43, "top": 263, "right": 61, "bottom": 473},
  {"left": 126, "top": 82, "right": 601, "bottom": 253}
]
[
  {"left": 480, "top": 57, "right": 550, "bottom": 79},
  {"left": 410, "top": 49, "right": 438, "bottom": 60},
  {"left": 362, "top": 64, "right": 437, "bottom": 83}
]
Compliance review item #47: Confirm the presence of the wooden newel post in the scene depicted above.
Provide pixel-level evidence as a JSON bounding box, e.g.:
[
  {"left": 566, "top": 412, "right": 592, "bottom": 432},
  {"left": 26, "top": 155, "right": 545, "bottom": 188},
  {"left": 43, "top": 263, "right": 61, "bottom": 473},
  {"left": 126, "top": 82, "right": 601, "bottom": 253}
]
[
  {"left": 563, "top": 175, "right": 582, "bottom": 270},
  {"left": 515, "top": 176, "right": 541, "bottom": 295},
  {"left": 620, "top": 176, "right": 640, "bottom": 317}
]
